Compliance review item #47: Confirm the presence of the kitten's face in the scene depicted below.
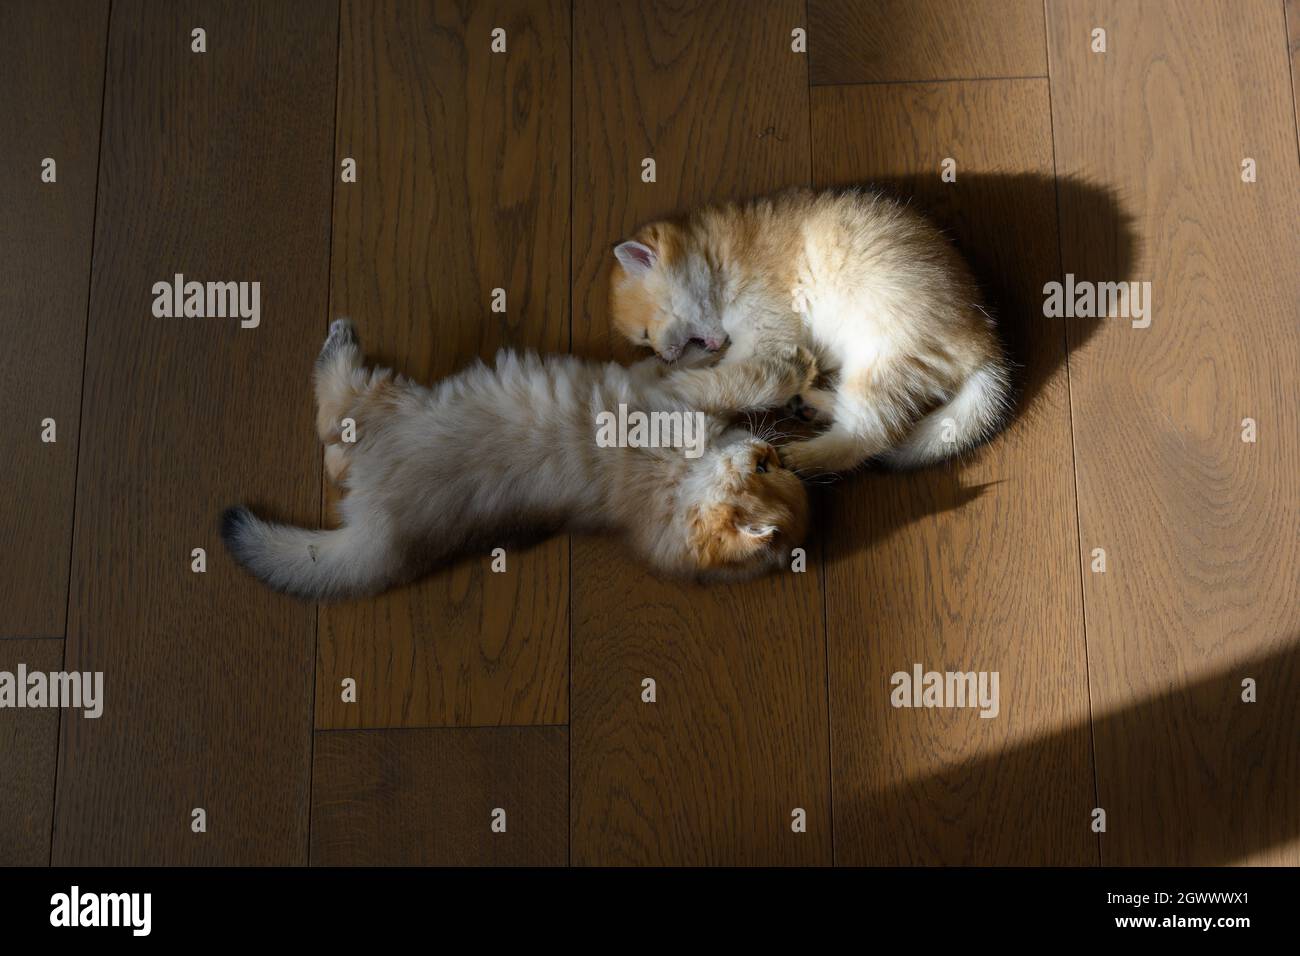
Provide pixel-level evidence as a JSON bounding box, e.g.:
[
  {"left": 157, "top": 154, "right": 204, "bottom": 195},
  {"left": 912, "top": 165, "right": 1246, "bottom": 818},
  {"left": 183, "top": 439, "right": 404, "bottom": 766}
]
[
  {"left": 610, "top": 225, "right": 728, "bottom": 362},
  {"left": 683, "top": 433, "right": 808, "bottom": 577}
]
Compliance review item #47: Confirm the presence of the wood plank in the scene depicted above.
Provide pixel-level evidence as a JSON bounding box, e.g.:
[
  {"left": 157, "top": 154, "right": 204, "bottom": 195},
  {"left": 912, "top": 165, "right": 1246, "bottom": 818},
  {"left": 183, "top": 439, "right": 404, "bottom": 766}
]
[
  {"left": 0, "top": 0, "right": 108, "bottom": 637},
  {"left": 310, "top": 727, "right": 567, "bottom": 865},
  {"left": 1288, "top": 0, "right": 1300, "bottom": 152},
  {"left": 570, "top": 0, "right": 830, "bottom": 866},
  {"left": 52, "top": 0, "right": 337, "bottom": 864},
  {"left": 1047, "top": 0, "right": 1300, "bottom": 866},
  {"left": 0, "top": 640, "right": 62, "bottom": 865},
  {"left": 812, "top": 79, "right": 1098, "bottom": 864},
  {"left": 316, "top": 0, "right": 570, "bottom": 730},
  {"left": 808, "top": 0, "right": 1047, "bottom": 85}
]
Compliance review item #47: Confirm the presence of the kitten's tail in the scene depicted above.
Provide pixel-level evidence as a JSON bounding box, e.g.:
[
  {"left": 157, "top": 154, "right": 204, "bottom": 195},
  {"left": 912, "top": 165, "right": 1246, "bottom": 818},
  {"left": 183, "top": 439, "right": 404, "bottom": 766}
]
[
  {"left": 220, "top": 506, "right": 399, "bottom": 601},
  {"left": 880, "top": 359, "right": 1013, "bottom": 469}
]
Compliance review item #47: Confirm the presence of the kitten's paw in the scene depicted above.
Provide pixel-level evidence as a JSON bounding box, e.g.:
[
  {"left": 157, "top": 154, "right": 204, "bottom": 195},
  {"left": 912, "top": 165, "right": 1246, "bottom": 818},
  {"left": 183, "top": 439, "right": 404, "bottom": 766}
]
[
  {"left": 779, "top": 439, "right": 835, "bottom": 478},
  {"left": 787, "top": 386, "right": 835, "bottom": 424},
  {"left": 319, "top": 319, "right": 361, "bottom": 372},
  {"left": 787, "top": 394, "right": 818, "bottom": 423},
  {"left": 779, "top": 441, "right": 814, "bottom": 475},
  {"left": 328, "top": 317, "right": 357, "bottom": 344},
  {"left": 320, "top": 317, "right": 359, "bottom": 363},
  {"left": 677, "top": 342, "right": 721, "bottom": 369}
]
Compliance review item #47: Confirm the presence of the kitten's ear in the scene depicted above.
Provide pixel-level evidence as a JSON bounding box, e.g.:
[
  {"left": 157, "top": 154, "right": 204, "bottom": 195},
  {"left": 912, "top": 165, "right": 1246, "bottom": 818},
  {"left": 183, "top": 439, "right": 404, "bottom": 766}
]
[{"left": 613, "top": 239, "right": 657, "bottom": 277}]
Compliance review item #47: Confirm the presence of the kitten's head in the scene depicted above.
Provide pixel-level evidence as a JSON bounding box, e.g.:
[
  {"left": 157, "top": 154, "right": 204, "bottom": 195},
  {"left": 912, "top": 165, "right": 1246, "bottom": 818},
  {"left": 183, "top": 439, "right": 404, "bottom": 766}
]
[
  {"left": 680, "top": 431, "right": 808, "bottom": 578},
  {"left": 610, "top": 222, "right": 729, "bottom": 362}
]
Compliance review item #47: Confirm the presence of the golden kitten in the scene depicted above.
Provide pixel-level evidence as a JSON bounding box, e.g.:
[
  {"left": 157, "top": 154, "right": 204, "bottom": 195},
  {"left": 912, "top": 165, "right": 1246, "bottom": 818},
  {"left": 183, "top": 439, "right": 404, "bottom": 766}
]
[
  {"left": 610, "top": 186, "right": 1011, "bottom": 473},
  {"left": 222, "top": 319, "right": 813, "bottom": 599}
]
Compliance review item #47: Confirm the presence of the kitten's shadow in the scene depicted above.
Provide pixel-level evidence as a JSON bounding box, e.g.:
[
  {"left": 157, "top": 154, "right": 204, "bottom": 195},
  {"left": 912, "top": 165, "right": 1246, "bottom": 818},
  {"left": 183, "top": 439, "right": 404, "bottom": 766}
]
[{"left": 811, "top": 173, "right": 1137, "bottom": 559}]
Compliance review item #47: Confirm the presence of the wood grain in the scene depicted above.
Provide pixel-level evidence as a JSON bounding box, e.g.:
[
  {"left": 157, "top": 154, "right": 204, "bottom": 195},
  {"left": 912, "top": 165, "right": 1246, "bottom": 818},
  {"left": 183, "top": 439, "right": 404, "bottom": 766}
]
[
  {"left": 0, "top": 0, "right": 108, "bottom": 637},
  {"left": 310, "top": 726, "right": 567, "bottom": 865},
  {"left": 6, "top": 0, "right": 1293, "bottom": 869},
  {"left": 316, "top": 0, "right": 570, "bottom": 730},
  {"left": 52, "top": 0, "right": 336, "bottom": 864},
  {"left": 0, "top": 640, "right": 62, "bottom": 865},
  {"left": 1287, "top": 0, "right": 1300, "bottom": 152},
  {"left": 812, "top": 80, "right": 1097, "bottom": 864},
  {"left": 570, "top": 0, "right": 830, "bottom": 866},
  {"left": 1047, "top": 0, "right": 1300, "bottom": 866},
  {"left": 808, "top": 0, "right": 1047, "bottom": 85}
]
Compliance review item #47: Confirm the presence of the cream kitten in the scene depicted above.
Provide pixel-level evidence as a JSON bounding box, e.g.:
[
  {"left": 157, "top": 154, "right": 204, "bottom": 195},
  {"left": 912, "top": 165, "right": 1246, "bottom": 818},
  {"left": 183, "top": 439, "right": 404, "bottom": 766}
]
[
  {"left": 222, "top": 319, "right": 814, "bottom": 599},
  {"left": 610, "top": 186, "right": 1012, "bottom": 473}
]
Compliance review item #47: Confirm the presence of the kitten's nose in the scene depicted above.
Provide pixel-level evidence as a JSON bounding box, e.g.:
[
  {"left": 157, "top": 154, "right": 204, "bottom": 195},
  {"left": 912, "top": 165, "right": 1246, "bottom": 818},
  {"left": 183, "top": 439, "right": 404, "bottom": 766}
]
[{"left": 704, "top": 336, "right": 727, "bottom": 351}]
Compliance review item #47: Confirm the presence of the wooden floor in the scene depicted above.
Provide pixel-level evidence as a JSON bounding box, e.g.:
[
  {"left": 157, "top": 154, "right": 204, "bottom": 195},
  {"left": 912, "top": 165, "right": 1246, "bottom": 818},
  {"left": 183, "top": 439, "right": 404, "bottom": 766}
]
[{"left": 2, "top": 0, "right": 1296, "bottom": 866}]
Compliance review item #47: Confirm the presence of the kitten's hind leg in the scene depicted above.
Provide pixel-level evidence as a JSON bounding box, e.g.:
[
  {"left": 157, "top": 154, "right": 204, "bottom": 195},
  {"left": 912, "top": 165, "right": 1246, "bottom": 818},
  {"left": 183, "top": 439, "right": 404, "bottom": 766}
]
[
  {"left": 320, "top": 316, "right": 360, "bottom": 359},
  {"left": 314, "top": 318, "right": 364, "bottom": 444}
]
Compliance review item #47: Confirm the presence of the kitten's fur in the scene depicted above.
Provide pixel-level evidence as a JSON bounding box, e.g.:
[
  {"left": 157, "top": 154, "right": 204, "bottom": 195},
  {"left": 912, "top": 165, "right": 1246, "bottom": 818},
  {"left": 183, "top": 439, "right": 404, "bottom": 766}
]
[
  {"left": 610, "top": 186, "right": 1012, "bottom": 473},
  {"left": 222, "top": 319, "right": 814, "bottom": 600}
]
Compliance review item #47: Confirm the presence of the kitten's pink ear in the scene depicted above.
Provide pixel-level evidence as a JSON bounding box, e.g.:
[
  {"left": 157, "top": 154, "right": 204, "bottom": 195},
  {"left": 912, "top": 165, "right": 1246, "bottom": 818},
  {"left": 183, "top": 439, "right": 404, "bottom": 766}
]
[{"left": 613, "top": 240, "right": 657, "bottom": 276}]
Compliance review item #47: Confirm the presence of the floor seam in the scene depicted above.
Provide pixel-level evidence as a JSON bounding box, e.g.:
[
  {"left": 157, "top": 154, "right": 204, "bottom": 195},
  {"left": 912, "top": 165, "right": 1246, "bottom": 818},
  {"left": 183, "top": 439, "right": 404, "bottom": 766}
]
[
  {"left": 1042, "top": 0, "right": 1104, "bottom": 868},
  {"left": 811, "top": 73, "right": 1047, "bottom": 90},
  {"left": 48, "top": 0, "right": 114, "bottom": 868},
  {"left": 306, "top": 0, "right": 345, "bottom": 869}
]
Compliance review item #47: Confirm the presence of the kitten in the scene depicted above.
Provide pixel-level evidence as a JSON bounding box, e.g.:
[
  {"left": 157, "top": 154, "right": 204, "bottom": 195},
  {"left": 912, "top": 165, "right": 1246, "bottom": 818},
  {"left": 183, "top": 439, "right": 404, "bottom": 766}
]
[
  {"left": 609, "top": 186, "right": 1012, "bottom": 474},
  {"left": 221, "top": 319, "right": 814, "bottom": 600}
]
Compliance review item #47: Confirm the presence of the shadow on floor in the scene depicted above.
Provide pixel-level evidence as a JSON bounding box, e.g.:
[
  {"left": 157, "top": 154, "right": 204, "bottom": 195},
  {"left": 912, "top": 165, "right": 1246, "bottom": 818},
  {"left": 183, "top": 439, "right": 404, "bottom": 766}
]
[
  {"left": 808, "top": 172, "right": 1137, "bottom": 559},
  {"left": 834, "top": 637, "right": 1300, "bottom": 865}
]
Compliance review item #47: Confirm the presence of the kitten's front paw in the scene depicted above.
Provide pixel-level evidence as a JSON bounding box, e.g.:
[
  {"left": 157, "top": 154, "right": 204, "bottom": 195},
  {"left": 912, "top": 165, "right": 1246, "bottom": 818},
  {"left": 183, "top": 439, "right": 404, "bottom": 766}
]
[
  {"left": 779, "top": 439, "right": 833, "bottom": 477},
  {"left": 677, "top": 342, "right": 721, "bottom": 369},
  {"left": 779, "top": 441, "right": 813, "bottom": 475},
  {"left": 787, "top": 394, "right": 819, "bottom": 423},
  {"left": 787, "top": 386, "right": 835, "bottom": 424}
]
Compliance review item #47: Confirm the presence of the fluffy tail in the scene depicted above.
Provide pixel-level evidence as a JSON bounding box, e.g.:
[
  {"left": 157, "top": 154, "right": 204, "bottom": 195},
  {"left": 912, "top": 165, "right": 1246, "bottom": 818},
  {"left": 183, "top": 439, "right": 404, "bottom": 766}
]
[
  {"left": 221, "top": 506, "right": 398, "bottom": 601},
  {"left": 880, "top": 360, "right": 1013, "bottom": 469}
]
